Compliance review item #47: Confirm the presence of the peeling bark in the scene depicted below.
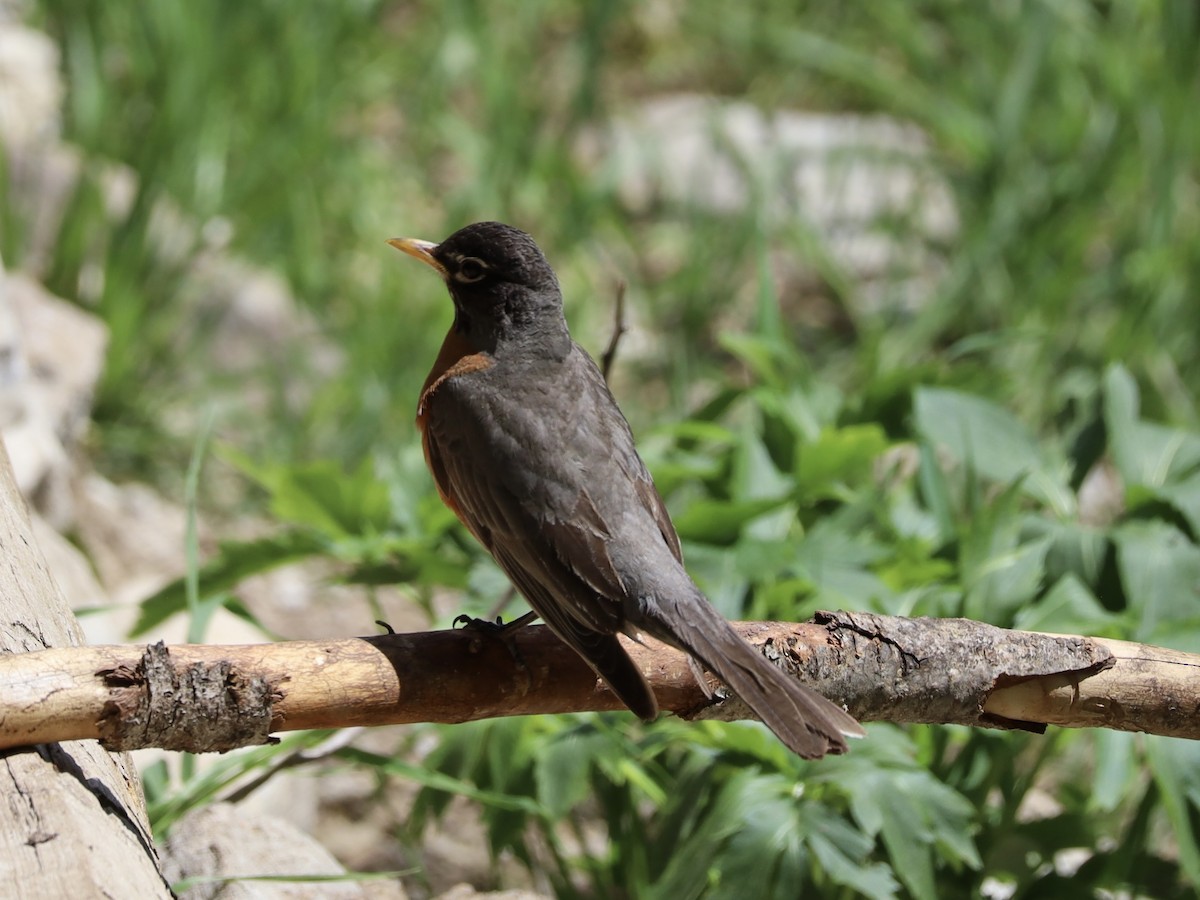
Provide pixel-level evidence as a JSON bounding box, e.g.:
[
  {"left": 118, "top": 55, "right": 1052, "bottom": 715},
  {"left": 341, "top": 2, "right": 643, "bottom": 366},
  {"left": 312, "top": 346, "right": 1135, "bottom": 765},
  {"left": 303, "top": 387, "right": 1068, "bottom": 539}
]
[{"left": 96, "top": 642, "right": 278, "bottom": 752}]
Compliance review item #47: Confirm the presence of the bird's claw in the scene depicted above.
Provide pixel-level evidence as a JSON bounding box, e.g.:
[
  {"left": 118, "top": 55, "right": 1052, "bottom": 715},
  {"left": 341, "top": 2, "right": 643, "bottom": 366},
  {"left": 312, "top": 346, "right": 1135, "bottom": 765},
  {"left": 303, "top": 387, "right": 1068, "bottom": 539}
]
[
  {"left": 451, "top": 612, "right": 534, "bottom": 695},
  {"left": 452, "top": 614, "right": 505, "bottom": 633},
  {"left": 452, "top": 610, "right": 538, "bottom": 635}
]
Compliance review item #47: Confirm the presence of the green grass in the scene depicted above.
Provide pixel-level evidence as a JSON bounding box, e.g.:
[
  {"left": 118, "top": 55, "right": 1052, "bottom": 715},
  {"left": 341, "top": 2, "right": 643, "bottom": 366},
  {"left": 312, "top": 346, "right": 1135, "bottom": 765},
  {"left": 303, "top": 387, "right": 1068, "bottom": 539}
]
[{"left": 7, "top": 0, "right": 1200, "bottom": 897}]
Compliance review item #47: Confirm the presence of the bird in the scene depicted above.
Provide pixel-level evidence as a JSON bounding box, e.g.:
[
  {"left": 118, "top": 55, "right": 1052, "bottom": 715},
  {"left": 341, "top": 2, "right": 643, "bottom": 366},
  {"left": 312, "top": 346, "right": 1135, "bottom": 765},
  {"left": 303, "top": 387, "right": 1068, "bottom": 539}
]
[{"left": 389, "top": 221, "right": 863, "bottom": 758}]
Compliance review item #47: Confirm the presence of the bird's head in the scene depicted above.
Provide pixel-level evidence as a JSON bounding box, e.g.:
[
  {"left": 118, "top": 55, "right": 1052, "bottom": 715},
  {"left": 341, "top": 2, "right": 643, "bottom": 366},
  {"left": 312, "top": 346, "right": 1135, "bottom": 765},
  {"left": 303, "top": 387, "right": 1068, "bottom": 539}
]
[{"left": 389, "top": 221, "right": 568, "bottom": 356}]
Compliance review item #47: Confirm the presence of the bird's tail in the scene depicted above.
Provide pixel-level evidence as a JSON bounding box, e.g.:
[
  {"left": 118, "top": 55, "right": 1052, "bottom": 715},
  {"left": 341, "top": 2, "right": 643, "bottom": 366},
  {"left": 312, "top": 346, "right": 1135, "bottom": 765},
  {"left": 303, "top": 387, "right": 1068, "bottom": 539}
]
[
  {"left": 642, "top": 586, "right": 864, "bottom": 759},
  {"left": 584, "top": 632, "right": 660, "bottom": 722}
]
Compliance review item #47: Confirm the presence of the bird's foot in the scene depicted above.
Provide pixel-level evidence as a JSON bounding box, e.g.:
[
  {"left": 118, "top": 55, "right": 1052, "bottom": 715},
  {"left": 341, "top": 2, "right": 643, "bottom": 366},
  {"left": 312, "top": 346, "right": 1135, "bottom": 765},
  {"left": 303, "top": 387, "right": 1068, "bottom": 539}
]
[
  {"left": 453, "top": 611, "right": 536, "bottom": 696},
  {"left": 452, "top": 610, "right": 538, "bottom": 635}
]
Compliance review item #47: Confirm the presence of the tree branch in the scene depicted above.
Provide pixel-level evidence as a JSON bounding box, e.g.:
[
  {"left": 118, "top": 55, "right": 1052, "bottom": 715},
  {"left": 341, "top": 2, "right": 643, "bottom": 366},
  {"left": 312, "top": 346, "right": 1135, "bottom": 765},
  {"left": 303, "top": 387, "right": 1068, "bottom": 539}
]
[
  {"left": 599, "top": 278, "right": 627, "bottom": 382},
  {"left": 2, "top": 611, "right": 1195, "bottom": 753}
]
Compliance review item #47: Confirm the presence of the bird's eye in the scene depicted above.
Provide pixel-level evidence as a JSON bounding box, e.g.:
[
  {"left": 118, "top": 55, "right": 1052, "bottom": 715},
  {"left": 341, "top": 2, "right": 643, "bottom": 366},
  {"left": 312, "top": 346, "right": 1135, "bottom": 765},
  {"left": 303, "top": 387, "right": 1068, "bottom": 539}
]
[{"left": 455, "top": 257, "right": 488, "bottom": 284}]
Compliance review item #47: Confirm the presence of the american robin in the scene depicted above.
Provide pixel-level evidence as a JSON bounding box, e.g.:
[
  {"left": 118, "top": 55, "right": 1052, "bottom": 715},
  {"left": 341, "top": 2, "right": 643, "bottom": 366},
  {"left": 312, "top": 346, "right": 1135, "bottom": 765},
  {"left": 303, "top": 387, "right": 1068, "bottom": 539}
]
[{"left": 389, "top": 221, "right": 863, "bottom": 758}]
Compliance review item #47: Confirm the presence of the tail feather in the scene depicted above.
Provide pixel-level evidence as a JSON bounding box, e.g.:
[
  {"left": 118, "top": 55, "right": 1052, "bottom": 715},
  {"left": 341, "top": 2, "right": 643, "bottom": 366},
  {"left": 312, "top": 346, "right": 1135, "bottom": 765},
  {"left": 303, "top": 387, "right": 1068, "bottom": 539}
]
[
  {"left": 583, "top": 632, "right": 660, "bottom": 722},
  {"left": 643, "top": 589, "right": 863, "bottom": 759}
]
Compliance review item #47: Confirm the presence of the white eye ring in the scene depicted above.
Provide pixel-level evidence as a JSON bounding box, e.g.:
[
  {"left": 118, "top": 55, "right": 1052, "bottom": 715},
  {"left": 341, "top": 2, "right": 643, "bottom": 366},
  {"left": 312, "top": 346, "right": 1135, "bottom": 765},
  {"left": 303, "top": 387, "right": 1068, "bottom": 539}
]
[{"left": 454, "top": 257, "right": 488, "bottom": 284}]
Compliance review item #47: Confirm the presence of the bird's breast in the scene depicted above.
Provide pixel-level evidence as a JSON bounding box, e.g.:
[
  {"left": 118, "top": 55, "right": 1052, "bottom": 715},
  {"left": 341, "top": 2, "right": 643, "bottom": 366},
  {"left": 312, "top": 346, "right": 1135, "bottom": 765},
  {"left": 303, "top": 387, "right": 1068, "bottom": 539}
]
[
  {"left": 416, "top": 326, "right": 496, "bottom": 524},
  {"left": 417, "top": 327, "right": 494, "bottom": 423}
]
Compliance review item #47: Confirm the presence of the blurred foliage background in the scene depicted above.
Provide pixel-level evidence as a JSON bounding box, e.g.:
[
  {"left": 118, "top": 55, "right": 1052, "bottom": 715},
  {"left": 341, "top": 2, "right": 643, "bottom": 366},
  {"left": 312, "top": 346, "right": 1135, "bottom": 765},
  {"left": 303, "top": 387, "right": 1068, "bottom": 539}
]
[{"left": 5, "top": 0, "right": 1200, "bottom": 897}]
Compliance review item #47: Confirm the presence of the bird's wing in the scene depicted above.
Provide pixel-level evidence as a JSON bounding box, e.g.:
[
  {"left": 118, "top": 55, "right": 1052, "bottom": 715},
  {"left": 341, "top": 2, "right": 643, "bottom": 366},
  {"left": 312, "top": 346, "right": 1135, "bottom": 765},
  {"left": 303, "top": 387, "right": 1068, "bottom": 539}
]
[
  {"left": 423, "top": 359, "right": 659, "bottom": 719},
  {"left": 422, "top": 368, "right": 623, "bottom": 633},
  {"left": 490, "top": 542, "right": 658, "bottom": 721},
  {"left": 633, "top": 470, "right": 684, "bottom": 565},
  {"left": 422, "top": 347, "right": 678, "bottom": 623}
]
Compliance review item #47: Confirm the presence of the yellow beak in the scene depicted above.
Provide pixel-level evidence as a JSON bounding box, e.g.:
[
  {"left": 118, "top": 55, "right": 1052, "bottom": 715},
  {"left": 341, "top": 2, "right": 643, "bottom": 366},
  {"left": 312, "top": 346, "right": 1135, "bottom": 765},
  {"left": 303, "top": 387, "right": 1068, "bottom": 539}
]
[{"left": 387, "top": 237, "right": 447, "bottom": 278}]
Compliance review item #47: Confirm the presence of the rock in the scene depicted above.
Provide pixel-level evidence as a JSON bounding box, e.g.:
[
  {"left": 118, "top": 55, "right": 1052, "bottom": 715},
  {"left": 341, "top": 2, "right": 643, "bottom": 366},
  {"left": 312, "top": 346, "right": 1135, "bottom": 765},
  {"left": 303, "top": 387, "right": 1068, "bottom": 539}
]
[
  {"left": 434, "top": 886, "right": 547, "bottom": 900},
  {"left": 161, "top": 252, "right": 344, "bottom": 441},
  {"left": 314, "top": 754, "right": 414, "bottom": 881},
  {"left": 1078, "top": 458, "right": 1124, "bottom": 528},
  {"left": 0, "top": 269, "right": 108, "bottom": 529},
  {"left": 0, "top": 16, "right": 81, "bottom": 282},
  {"left": 161, "top": 802, "right": 407, "bottom": 900},
  {"left": 30, "top": 510, "right": 106, "bottom": 612},
  {"left": 72, "top": 473, "right": 194, "bottom": 600},
  {"left": 187, "top": 254, "right": 341, "bottom": 379},
  {"left": 584, "top": 94, "right": 957, "bottom": 310},
  {"left": 6, "top": 271, "right": 108, "bottom": 439},
  {"left": 69, "top": 471, "right": 275, "bottom": 647},
  {"left": 237, "top": 559, "right": 430, "bottom": 642},
  {"left": 0, "top": 19, "right": 61, "bottom": 148}
]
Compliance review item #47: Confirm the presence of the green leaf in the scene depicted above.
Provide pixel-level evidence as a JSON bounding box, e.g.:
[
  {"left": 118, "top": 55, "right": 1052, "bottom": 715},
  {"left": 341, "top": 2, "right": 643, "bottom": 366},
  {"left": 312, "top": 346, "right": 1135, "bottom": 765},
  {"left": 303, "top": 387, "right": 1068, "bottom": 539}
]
[
  {"left": 1156, "top": 470, "right": 1200, "bottom": 538},
  {"left": 964, "top": 536, "right": 1052, "bottom": 626},
  {"left": 1012, "top": 574, "right": 1124, "bottom": 636},
  {"left": 131, "top": 531, "right": 326, "bottom": 637},
  {"left": 672, "top": 496, "right": 793, "bottom": 545},
  {"left": 606, "top": 756, "right": 668, "bottom": 809},
  {"left": 706, "top": 778, "right": 812, "bottom": 900},
  {"left": 917, "top": 441, "right": 956, "bottom": 546},
  {"left": 683, "top": 542, "right": 752, "bottom": 618},
  {"left": 1104, "top": 365, "right": 1200, "bottom": 490},
  {"left": 335, "top": 533, "right": 464, "bottom": 589},
  {"left": 875, "top": 783, "right": 937, "bottom": 899},
  {"left": 149, "top": 731, "right": 339, "bottom": 833},
  {"left": 645, "top": 421, "right": 735, "bottom": 495},
  {"left": 718, "top": 332, "right": 795, "bottom": 389},
  {"left": 1101, "top": 364, "right": 1140, "bottom": 441},
  {"left": 654, "top": 769, "right": 759, "bottom": 900},
  {"left": 1117, "top": 421, "right": 1200, "bottom": 491},
  {"left": 959, "top": 483, "right": 1050, "bottom": 625},
  {"left": 796, "top": 424, "right": 889, "bottom": 501},
  {"left": 729, "top": 422, "right": 795, "bottom": 541},
  {"left": 1112, "top": 520, "right": 1200, "bottom": 641},
  {"left": 754, "top": 382, "right": 845, "bottom": 444},
  {"left": 224, "top": 449, "right": 393, "bottom": 538},
  {"left": 534, "top": 730, "right": 612, "bottom": 818},
  {"left": 344, "top": 746, "right": 545, "bottom": 815},
  {"left": 845, "top": 768, "right": 979, "bottom": 900},
  {"left": 1090, "top": 731, "right": 1139, "bottom": 814},
  {"left": 806, "top": 815, "right": 900, "bottom": 900},
  {"left": 692, "top": 720, "right": 794, "bottom": 771},
  {"left": 792, "top": 518, "right": 893, "bottom": 611},
  {"left": 1027, "top": 517, "right": 1110, "bottom": 589},
  {"left": 732, "top": 539, "right": 805, "bottom": 582},
  {"left": 1145, "top": 737, "right": 1200, "bottom": 886},
  {"left": 185, "top": 591, "right": 240, "bottom": 644},
  {"left": 914, "top": 387, "right": 1074, "bottom": 515},
  {"left": 652, "top": 419, "right": 739, "bottom": 446}
]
